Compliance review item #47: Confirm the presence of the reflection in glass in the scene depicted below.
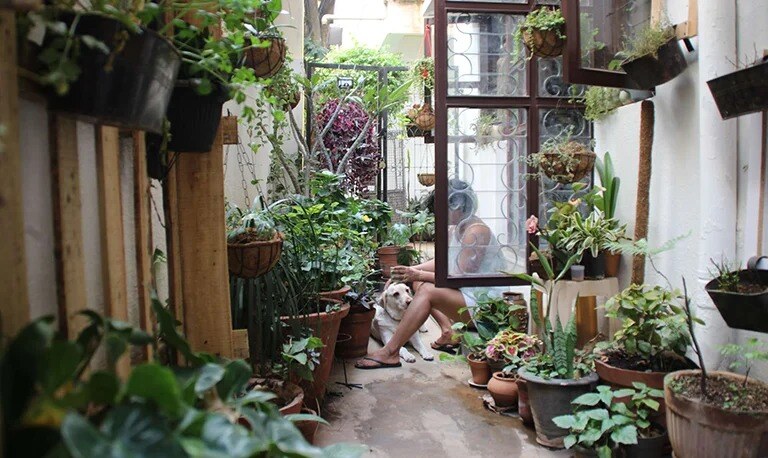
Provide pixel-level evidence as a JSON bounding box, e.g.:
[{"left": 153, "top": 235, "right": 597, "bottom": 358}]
[
  {"left": 579, "top": 0, "right": 653, "bottom": 71},
  {"left": 538, "top": 57, "right": 586, "bottom": 98},
  {"left": 446, "top": 108, "right": 528, "bottom": 278},
  {"left": 447, "top": 13, "right": 527, "bottom": 97}
]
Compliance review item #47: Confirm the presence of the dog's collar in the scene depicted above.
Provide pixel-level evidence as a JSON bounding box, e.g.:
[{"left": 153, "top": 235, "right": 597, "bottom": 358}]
[{"left": 383, "top": 306, "right": 401, "bottom": 322}]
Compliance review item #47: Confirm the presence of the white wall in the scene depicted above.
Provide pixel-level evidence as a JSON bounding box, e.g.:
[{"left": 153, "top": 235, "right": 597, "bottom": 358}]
[
  {"left": 330, "top": 0, "right": 424, "bottom": 53},
  {"left": 594, "top": 0, "right": 768, "bottom": 378}
]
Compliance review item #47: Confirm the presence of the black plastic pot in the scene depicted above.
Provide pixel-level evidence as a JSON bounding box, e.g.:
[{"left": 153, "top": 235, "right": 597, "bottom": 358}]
[
  {"left": 707, "top": 57, "right": 768, "bottom": 120},
  {"left": 164, "top": 82, "right": 230, "bottom": 153},
  {"left": 622, "top": 428, "right": 668, "bottom": 458},
  {"left": 621, "top": 38, "right": 688, "bottom": 90},
  {"left": 582, "top": 251, "right": 605, "bottom": 279},
  {"left": 705, "top": 269, "right": 768, "bottom": 333},
  {"left": 47, "top": 14, "right": 180, "bottom": 133}
]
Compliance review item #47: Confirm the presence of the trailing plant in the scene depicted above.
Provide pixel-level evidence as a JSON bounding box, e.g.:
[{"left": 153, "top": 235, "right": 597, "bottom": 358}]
[
  {"left": 599, "top": 284, "right": 691, "bottom": 371},
  {"left": 553, "top": 383, "right": 665, "bottom": 457},
  {"left": 411, "top": 57, "right": 434, "bottom": 96},
  {"left": 512, "top": 7, "right": 566, "bottom": 60},
  {"left": 510, "top": 244, "right": 589, "bottom": 379},
  {"left": 526, "top": 131, "right": 594, "bottom": 183},
  {"left": 581, "top": 86, "right": 629, "bottom": 121},
  {"left": 0, "top": 302, "right": 363, "bottom": 458}
]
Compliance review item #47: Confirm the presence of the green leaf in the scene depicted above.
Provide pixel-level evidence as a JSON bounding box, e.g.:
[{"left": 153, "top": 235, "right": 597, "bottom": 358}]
[
  {"left": 216, "top": 359, "right": 252, "bottom": 402},
  {"left": 552, "top": 415, "right": 576, "bottom": 429},
  {"left": 195, "top": 364, "right": 226, "bottom": 394},
  {"left": 610, "top": 424, "right": 638, "bottom": 445},
  {"left": 40, "top": 341, "right": 82, "bottom": 395},
  {"left": 60, "top": 412, "right": 110, "bottom": 458},
  {"left": 572, "top": 393, "right": 601, "bottom": 406},
  {"left": 87, "top": 371, "right": 120, "bottom": 405},
  {"left": 563, "top": 434, "right": 578, "bottom": 449},
  {"left": 123, "top": 363, "right": 183, "bottom": 418}
]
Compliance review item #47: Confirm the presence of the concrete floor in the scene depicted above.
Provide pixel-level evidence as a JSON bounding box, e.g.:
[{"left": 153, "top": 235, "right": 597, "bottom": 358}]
[{"left": 315, "top": 320, "right": 569, "bottom": 458}]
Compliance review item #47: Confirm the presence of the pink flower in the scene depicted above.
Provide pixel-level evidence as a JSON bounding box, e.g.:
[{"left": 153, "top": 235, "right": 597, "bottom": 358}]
[{"left": 526, "top": 215, "right": 539, "bottom": 234}]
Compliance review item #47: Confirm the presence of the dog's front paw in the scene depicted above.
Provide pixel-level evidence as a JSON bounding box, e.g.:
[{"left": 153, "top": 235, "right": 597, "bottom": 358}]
[
  {"left": 421, "top": 352, "right": 435, "bottom": 361},
  {"left": 399, "top": 349, "right": 417, "bottom": 363}
]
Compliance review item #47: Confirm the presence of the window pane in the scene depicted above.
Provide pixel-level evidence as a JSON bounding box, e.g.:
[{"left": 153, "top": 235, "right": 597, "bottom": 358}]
[
  {"left": 446, "top": 108, "right": 528, "bottom": 278},
  {"left": 580, "top": 0, "right": 653, "bottom": 71},
  {"left": 447, "top": 0, "right": 526, "bottom": 3},
  {"left": 538, "top": 56, "right": 586, "bottom": 98},
  {"left": 447, "top": 13, "right": 527, "bottom": 97}
]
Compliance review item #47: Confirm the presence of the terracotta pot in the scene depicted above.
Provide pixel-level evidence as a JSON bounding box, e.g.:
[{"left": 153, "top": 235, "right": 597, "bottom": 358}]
[
  {"left": 245, "top": 36, "right": 286, "bottom": 78},
  {"left": 319, "top": 285, "right": 351, "bottom": 302},
  {"left": 277, "top": 381, "right": 304, "bottom": 415},
  {"left": 335, "top": 306, "right": 375, "bottom": 359},
  {"left": 296, "top": 407, "right": 321, "bottom": 444},
  {"left": 604, "top": 251, "right": 621, "bottom": 277},
  {"left": 487, "top": 372, "right": 519, "bottom": 407},
  {"left": 227, "top": 234, "right": 283, "bottom": 278},
  {"left": 664, "top": 370, "right": 768, "bottom": 458},
  {"left": 519, "top": 367, "right": 599, "bottom": 448},
  {"left": 516, "top": 378, "right": 534, "bottom": 426},
  {"left": 377, "top": 246, "right": 402, "bottom": 278},
  {"left": 523, "top": 26, "right": 566, "bottom": 58},
  {"left": 282, "top": 304, "right": 350, "bottom": 408},
  {"left": 467, "top": 353, "right": 491, "bottom": 386}
]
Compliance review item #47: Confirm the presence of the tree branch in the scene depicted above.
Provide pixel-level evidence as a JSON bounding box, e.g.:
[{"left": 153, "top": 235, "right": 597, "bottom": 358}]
[{"left": 335, "top": 115, "right": 375, "bottom": 174}]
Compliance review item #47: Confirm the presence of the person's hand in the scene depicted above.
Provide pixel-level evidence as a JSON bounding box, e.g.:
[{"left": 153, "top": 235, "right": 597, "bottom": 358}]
[{"left": 391, "top": 265, "right": 420, "bottom": 283}]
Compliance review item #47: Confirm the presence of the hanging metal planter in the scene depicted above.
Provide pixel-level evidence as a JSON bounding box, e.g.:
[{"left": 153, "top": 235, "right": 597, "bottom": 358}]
[
  {"left": 227, "top": 233, "right": 283, "bottom": 278},
  {"left": 707, "top": 57, "right": 768, "bottom": 119},
  {"left": 245, "top": 35, "right": 286, "bottom": 78},
  {"left": 620, "top": 38, "right": 687, "bottom": 90}
]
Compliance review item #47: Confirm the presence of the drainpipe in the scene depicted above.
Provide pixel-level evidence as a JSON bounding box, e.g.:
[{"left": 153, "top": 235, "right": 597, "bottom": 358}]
[{"left": 696, "top": 0, "right": 737, "bottom": 368}]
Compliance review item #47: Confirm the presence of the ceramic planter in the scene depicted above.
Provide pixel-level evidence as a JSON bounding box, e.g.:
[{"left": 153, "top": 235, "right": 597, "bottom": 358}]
[
  {"left": 487, "top": 372, "right": 519, "bottom": 407},
  {"left": 335, "top": 304, "right": 375, "bottom": 359},
  {"left": 707, "top": 57, "right": 768, "bottom": 119},
  {"left": 516, "top": 378, "right": 534, "bottom": 426},
  {"left": 282, "top": 304, "right": 350, "bottom": 409},
  {"left": 523, "top": 26, "right": 566, "bottom": 58},
  {"left": 664, "top": 370, "right": 768, "bottom": 458},
  {"left": 518, "top": 367, "right": 599, "bottom": 448},
  {"left": 705, "top": 270, "right": 768, "bottom": 333},
  {"left": 621, "top": 38, "right": 688, "bottom": 90},
  {"left": 467, "top": 353, "right": 491, "bottom": 386},
  {"left": 46, "top": 14, "right": 180, "bottom": 133},
  {"left": 227, "top": 234, "right": 283, "bottom": 278}
]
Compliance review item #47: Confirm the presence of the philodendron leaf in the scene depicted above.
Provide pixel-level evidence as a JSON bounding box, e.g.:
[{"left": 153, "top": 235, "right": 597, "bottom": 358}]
[
  {"left": 610, "top": 424, "right": 638, "bottom": 445},
  {"left": 195, "top": 364, "right": 226, "bottom": 395},
  {"left": 123, "top": 363, "right": 184, "bottom": 418}
]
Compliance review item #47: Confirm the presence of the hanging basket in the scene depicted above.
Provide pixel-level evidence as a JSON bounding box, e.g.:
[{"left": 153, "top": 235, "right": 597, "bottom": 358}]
[
  {"left": 227, "top": 233, "right": 283, "bottom": 278},
  {"left": 1, "top": 0, "right": 41, "bottom": 11},
  {"left": 245, "top": 36, "right": 286, "bottom": 78},
  {"left": 221, "top": 115, "right": 239, "bottom": 145},
  {"left": 417, "top": 173, "right": 436, "bottom": 187},
  {"left": 413, "top": 103, "right": 436, "bottom": 131},
  {"left": 164, "top": 81, "right": 230, "bottom": 153},
  {"left": 538, "top": 142, "right": 596, "bottom": 184},
  {"left": 523, "top": 26, "right": 566, "bottom": 59},
  {"left": 707, "top": 57, "right": 768, "bottom": 120},
  {"left": 620, "top": 38, "right": 688, "bottom": 90}
]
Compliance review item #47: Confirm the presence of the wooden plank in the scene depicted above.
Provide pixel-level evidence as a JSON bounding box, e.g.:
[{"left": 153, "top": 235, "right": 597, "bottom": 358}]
[
  {"left": 650, "top": 0, "right": 663, "bottom": 26},
  {"left": 133, "top": 131, "right": 154, "bottom": 360},
  {"left": 50, "top": 115, "right": 87, "bottom": 337},
  {"left": 173, "top": 127, "right": 233, "bottom": 358},
  {"left": 164, "top": 162, "right": 184, "bottom": 332},
  {"left": 0, "top": 11, "right": 30, "bottom": 337},
  {"left": 96, "top": 125, "right": 130, "bottom": 377},
  {"left": 232, "top": 329, "right": 249, "bottom": 360}
]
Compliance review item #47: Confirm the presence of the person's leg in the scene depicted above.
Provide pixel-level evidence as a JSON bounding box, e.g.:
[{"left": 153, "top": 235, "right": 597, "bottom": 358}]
[
  {"left": 430, "top": 309, "right": 458, "bottom": 347},
  {"left": 356, "top": 284, "right": 467, "bottom": 367}
]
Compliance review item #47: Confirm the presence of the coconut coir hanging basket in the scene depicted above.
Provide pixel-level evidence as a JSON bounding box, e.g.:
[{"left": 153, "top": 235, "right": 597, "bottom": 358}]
[
  {"left": 539, "top": 141, "right": 596, "bottom": 184},
  {"left": 245, "top": 36, "right": 286, "bottom": 78},
  {"left": 227, "top": 233, "right": 283, "bottom": 278},
  {"left": 523, "top": 26, "right": 566, "bottom": 59}
]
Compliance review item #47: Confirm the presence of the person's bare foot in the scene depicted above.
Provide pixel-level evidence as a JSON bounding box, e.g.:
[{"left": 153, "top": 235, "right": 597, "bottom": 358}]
[
  {"left": 355, "top": 348, "right": 400, "bottom": 369},
  {"left": 431, "top": 330, "right": 458, "bottom": 347}
]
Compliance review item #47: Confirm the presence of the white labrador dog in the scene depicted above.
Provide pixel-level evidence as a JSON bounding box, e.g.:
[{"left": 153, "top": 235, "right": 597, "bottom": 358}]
[{"left": 370, "top": 283, "right": 434, "bottom": 363}]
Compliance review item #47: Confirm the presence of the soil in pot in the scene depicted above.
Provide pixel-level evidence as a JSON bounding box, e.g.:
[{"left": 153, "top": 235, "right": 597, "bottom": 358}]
[
  {"left": 335, "top": 305, "right": 375, "bottom": 359},
  {"left": 488, "top": 372, "right": 519, "bottom": 408},
  {"left": 44, "top": 14, "right": 181, "bottom": 133},
  {"left": 519, "top": 367, "right": 600, "bottom": 448},
  {"left": 665, "top": 370, "right": 768, "bottom": 458},
  {"left": 467, "top": 353, "right": 491, "bottom": 386},
  {"left": 227, "top": 233, "right": 283, "bottom": 278},
  {"left": 245, "top": 36, "right": 286, "bottom": 78},
  {"left": 620, "top": 38, "right": 688, "bottom": 90}
]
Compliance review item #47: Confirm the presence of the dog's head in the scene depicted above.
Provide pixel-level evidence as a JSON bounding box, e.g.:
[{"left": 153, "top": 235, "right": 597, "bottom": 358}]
[{"left": 379, "top": 283, "right": 413, "bottom": 321}]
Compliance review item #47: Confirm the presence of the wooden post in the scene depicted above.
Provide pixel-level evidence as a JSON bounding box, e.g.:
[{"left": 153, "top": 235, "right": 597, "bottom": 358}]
[
  {"left": 96, "top": 126, "right": 130, "bottom": 377},
  {"left": 171, "top": 127, "right": 233, "bottom": 357},
  {"left": 0, "top": 11, "right": 30, "bottom": 337},
  {"left": 50, "top": 115, "right": 88, "bottom": 337},
  {"left": 632, "top": 101, "right": 655, "bottom": 285},
  {"left": 133, "top": 132, "right": 154, "bottom": 360}
]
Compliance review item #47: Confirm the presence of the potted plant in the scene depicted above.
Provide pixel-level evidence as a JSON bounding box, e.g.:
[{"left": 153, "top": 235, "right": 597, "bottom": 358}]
[
  {"left": 708, "top": 55, "right": 768, "bottom": 119},
  {"left": 485, "top": 330, "right": 542, "bottom": 408},
  {"left": 444, "top": 324, "right": 493, "bottom": 387},
  {"left": 19, "top": 3, "right": 180, "bottom": 133},
  {"left": 411, "top": 57, "right": 434, "bottom": 97},
  {"left": 513, "top": 7, "right": 566, "bottom": 59},
  {"left": 527, "top": 135, "right": 596, "bottom": 185},
  {"left": 705, "top": 258, "right": 768, "bottom": 333},
  {"left": 264, "top": 64, "right": 302, "bottom": 110},
  {"left": 245, "top": 1, "right": 286, "bottom": 78},
  {"left": 512, "top": 245, "right": 599, "bottom": 448},
  {"left": 335, "top": 289, "right": 377, "bottom": 359},
  {"left": 378, "top": 209, "right": 433, "bottom": 278},
  {"left": 559, "top": 211, "right": 626, "bottom": 279},
  {"left": 553, "top": 383, "right": 667, "bottom": 458},
  {"left": 581, "top": 152, "right": 624, "bottom": 276},
  {"left": 616, "top": 21, "right": 687, "bottom": 90},
  {"left": 226, "top": 202, "right": 283, "bottom": 278},
  {"left": 582, "top": 87, "right": 632, "bottom": 122},
  {"left": 665, "top": 283, "right": 768, "bottom": 458},
  {"left": 407, "top": 102, "right": 436, "bottom": 132}
]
